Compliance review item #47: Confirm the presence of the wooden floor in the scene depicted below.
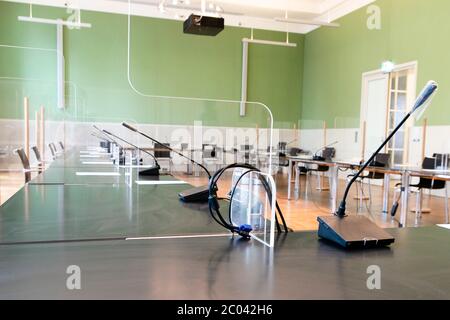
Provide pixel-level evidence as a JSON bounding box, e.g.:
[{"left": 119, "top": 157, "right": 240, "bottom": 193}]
[
  {"left": 0, "top": 171, "right": 26, "bottom": 205},
  {"left": 1, "top": 170, "right": 448, "bottom": 231}
]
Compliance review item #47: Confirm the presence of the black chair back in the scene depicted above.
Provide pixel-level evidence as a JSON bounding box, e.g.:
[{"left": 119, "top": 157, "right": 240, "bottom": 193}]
[
  {"left": 32, "top": 146, "right": 42, "bottom": 162},
  {"left": 49, "top": 143, "right": 56, "bottom": 158},
  {"left": 240, "top": 145, "right": 253, "bottom": 162},
  {"left": 289, "top": 148, "right": 302, "bottom": 156},
  {"left": 367, "top": 153, "right": 390, "bottom": 179},
  {"left": 322, "top": 147, "right": 336, "bottom": 160},
  {"left": 313, "top": 147, "right": 335, "bottom": 172},
  {"left": 433, "top": 153, "right": 450, "bottom": 168},
  {"left": 15, "top": 148, "right": 31, "bottom": 183},
  {"left": 416, "top": 157, "right": 446, "bottom": 189},
  {"left": 202, "top": 144, "right": 217, "bottom": 159},
  {"left": 278, "top": 142, "right": 287, "bottom": 153},
  {"left": 154, "top": 143, "right": 171, "bottom": 159}
]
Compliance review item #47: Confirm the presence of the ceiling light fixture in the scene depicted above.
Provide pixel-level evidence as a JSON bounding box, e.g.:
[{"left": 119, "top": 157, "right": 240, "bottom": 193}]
[
  {"left": 18, "top": 3, "right": 91, "bottom": 28},
  {"left": 242, "top": 38, "right": 297, "bottom": 48},
  {"left": 275, "top": 17, "right": 340, "bottom": 28}
]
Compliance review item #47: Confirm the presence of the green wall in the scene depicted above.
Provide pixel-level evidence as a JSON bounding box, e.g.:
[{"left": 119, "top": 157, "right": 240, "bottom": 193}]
[
  {"left": 0, "top": 1, "right": 304, "bottom": 128},
  {"left": 302, "top": 0, "right": 450, "bottom": 127}
]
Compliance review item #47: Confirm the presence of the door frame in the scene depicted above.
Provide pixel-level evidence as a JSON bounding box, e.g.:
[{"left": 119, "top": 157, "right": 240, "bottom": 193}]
[{"left": 360, "top": 61, "right": 418, "bottom": 163}]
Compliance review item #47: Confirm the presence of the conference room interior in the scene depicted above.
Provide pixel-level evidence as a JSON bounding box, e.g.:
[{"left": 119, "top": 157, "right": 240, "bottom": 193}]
[{"left": 1, "top": 0, "right": 450, "bottom": 300}]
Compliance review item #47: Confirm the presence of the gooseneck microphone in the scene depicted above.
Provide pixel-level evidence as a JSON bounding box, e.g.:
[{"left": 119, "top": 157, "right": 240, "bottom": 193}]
[
  {"left": 122, "top": 122, "right": 212, "bottom": 202},
  {"left": 93, "top": 125, "right": 125, "bottom": 164},
  {"left": 317, "top": 81, "right": 438, "bottom": 249},
  {"left": 93, "top": 125, "right": 119, "bottom": 146},
  {"left": 102, "top": 129, "right": 161, "bottom": 176},
  {"left": 122, "top": 122, "right": 211, "bottom": 178},
  {"left": 313, "top": 141, "right": 339, "bottom": 159},
  {"left": 91, "top": 132, "right": 112, "bottom": 143}
]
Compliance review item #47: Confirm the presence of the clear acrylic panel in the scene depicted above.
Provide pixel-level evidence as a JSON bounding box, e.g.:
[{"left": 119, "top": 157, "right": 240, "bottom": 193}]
[
  {"left": 229, "top": 168, "right": 276, "bottom": 248},
  {"left": 298, "top": 119, "right": 327, "bottom": 157},
  {"left": 0, "top": 77, "right": 62, "bottom": 203}
]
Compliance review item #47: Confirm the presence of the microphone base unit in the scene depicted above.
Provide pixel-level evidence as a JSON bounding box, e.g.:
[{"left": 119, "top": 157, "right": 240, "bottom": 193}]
[
  {"left": 317, "top": 215, "right": 395, "bottom": 249},
  {"left": 138, "top": 165, "right": 160, "bottom": 176},
  {"left": 178, "top": 185, "right": 210, "bottom": 203}
]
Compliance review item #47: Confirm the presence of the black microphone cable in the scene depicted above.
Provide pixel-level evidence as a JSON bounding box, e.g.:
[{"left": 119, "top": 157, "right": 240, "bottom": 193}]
[{"left": 208, "top": 163, "right": 289, "bottom": 239}]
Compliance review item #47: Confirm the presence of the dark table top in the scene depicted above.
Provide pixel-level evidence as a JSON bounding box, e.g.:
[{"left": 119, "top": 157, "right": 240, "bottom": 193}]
[
  {"left": 0, "top": 183, "right": 226, "bottom": 244},
  {"left": 0, "top": 148, "right": 227, "bottom": 244},
  {"left": 1, "top": 226, "right": 450, "bottom": 299}
]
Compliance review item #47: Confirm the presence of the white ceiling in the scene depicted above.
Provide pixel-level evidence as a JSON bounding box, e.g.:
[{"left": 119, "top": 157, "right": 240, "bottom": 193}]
[
  {"left": 122, "top": 0, "right": 345, "bottom": 19},
  {"left": 10, "top": 0, "right": 376, "bottom": 34}
]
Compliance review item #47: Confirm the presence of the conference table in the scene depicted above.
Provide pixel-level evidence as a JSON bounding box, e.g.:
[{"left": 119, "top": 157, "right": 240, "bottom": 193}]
[
  {"left": 287, "top": 156, "right": 450, "bottom": 227},
  {"left": 1, "top": 148, "right": 450, "bottom": 299}
]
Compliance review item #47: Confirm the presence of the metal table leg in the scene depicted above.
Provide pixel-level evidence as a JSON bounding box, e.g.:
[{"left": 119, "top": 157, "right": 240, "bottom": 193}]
[
  {"left": 329, "top": 165, "right": 339, "bottom": 213},
  {"left": 400, "top": 171, "right": 410, "bottom": 228},
  {"left": 287, "top": 159, "right": 293, "bottom": 200},
  {"left": 186, "top": 150, "right": 192, "bottom": 175},
  {"left": 294, "top": 165, "right": 300, "bottom": 199},
  {"left": 445, "top": 182, "right": 449, "bottom": 224},
  {"left": 382, "top": 174, "right": 390, "bottom": 213}
]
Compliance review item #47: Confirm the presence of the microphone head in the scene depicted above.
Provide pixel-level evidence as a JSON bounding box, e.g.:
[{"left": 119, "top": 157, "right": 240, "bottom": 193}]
[
  {"left": 412, "top": 80, "right": 438, "bottom": 116},
  {"left": 122, "top": 122, "right": 138, "bottom": 132}
]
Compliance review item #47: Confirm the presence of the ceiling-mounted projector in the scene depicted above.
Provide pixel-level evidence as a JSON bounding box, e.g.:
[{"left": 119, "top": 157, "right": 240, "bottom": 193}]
[{"left": 183, "top": 14, "right": 224, "bottom": 36}]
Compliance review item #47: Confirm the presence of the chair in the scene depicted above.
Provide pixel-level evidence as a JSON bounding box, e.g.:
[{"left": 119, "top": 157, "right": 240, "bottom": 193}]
[
  {"left": 348, "top": 153, "right": 390, "bottom": 210},
  {"left": 180, "top": 143, "right": 189, "bottom": 151},
  {"left": 433, "top": 153, "right": 450, "bottom": 169},
  {"left": 240, "top": 144, "right": 255, "bottom": 165},
  {"left": 48, "top": 143, "right": 57, "bottom": 159},
  {"left": 392, "top": 157, "right": 448, "bottom": 224},
  {"left": 278, "top": 142, "right": 288, "bottom": 156},
  {"left": 305, "top": 147, "right": 336, "bottom": 192},
  {"left": 202, "top": 144, "right": 220, "bottom": 172},
  {"left": 31, "top": 146, "right": 48, "bottom": 173},
  {"left": 14, "top": 148, "right": 39, "bottom": 183},
  {"left": 154, "top": 143, "right": 172, "bottom": 173}
]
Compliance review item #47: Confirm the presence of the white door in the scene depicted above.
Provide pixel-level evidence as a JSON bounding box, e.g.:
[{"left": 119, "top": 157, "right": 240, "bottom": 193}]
[{"left": 360, "top": 72, "right": 389, "bottom": 160}]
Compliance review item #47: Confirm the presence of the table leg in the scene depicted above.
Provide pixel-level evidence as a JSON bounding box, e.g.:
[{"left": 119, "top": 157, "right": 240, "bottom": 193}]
[
  {"left": 382, "top": 174, "right": 390, "bottom": 213},
  {"left": 400, "top": 171, "right": 410, "bottom": 228},
  {"left": 329, "top": 166, "right": 338, "bottom": 213},
  {"left": 445, "top": 182, "right": 449, "bottom": 224},
  {"left": 287, "top": 159, "right": 293, "bottom": 200},
  {"left": 294, "top": 165, "right": 300, "bottom": 199},
  {"left": 186, "top": 150, "right": 192, "bottom": 175}
]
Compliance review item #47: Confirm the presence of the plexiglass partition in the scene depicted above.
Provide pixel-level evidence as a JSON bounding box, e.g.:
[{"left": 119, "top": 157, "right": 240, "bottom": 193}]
[
  {"left": 63, "top": 93, "right": 275, "bottom": 177},
  {"left": 230, "top": 168, "right": 277, "bottom": 247},
  {"left": 0, "top": 77, "right": 64, "bottom": 203}
]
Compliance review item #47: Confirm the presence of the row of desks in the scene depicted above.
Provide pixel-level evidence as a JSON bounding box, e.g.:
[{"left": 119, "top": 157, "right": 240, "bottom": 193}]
[
  {"left": 287, "top": 156, "right": 450, "bottom": 227},
  {"left": 1, "top": 148, "right": 450, "bottom": 299},
  {"left": 0, "top": 148, "right": 226, "bottom": 244}
]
